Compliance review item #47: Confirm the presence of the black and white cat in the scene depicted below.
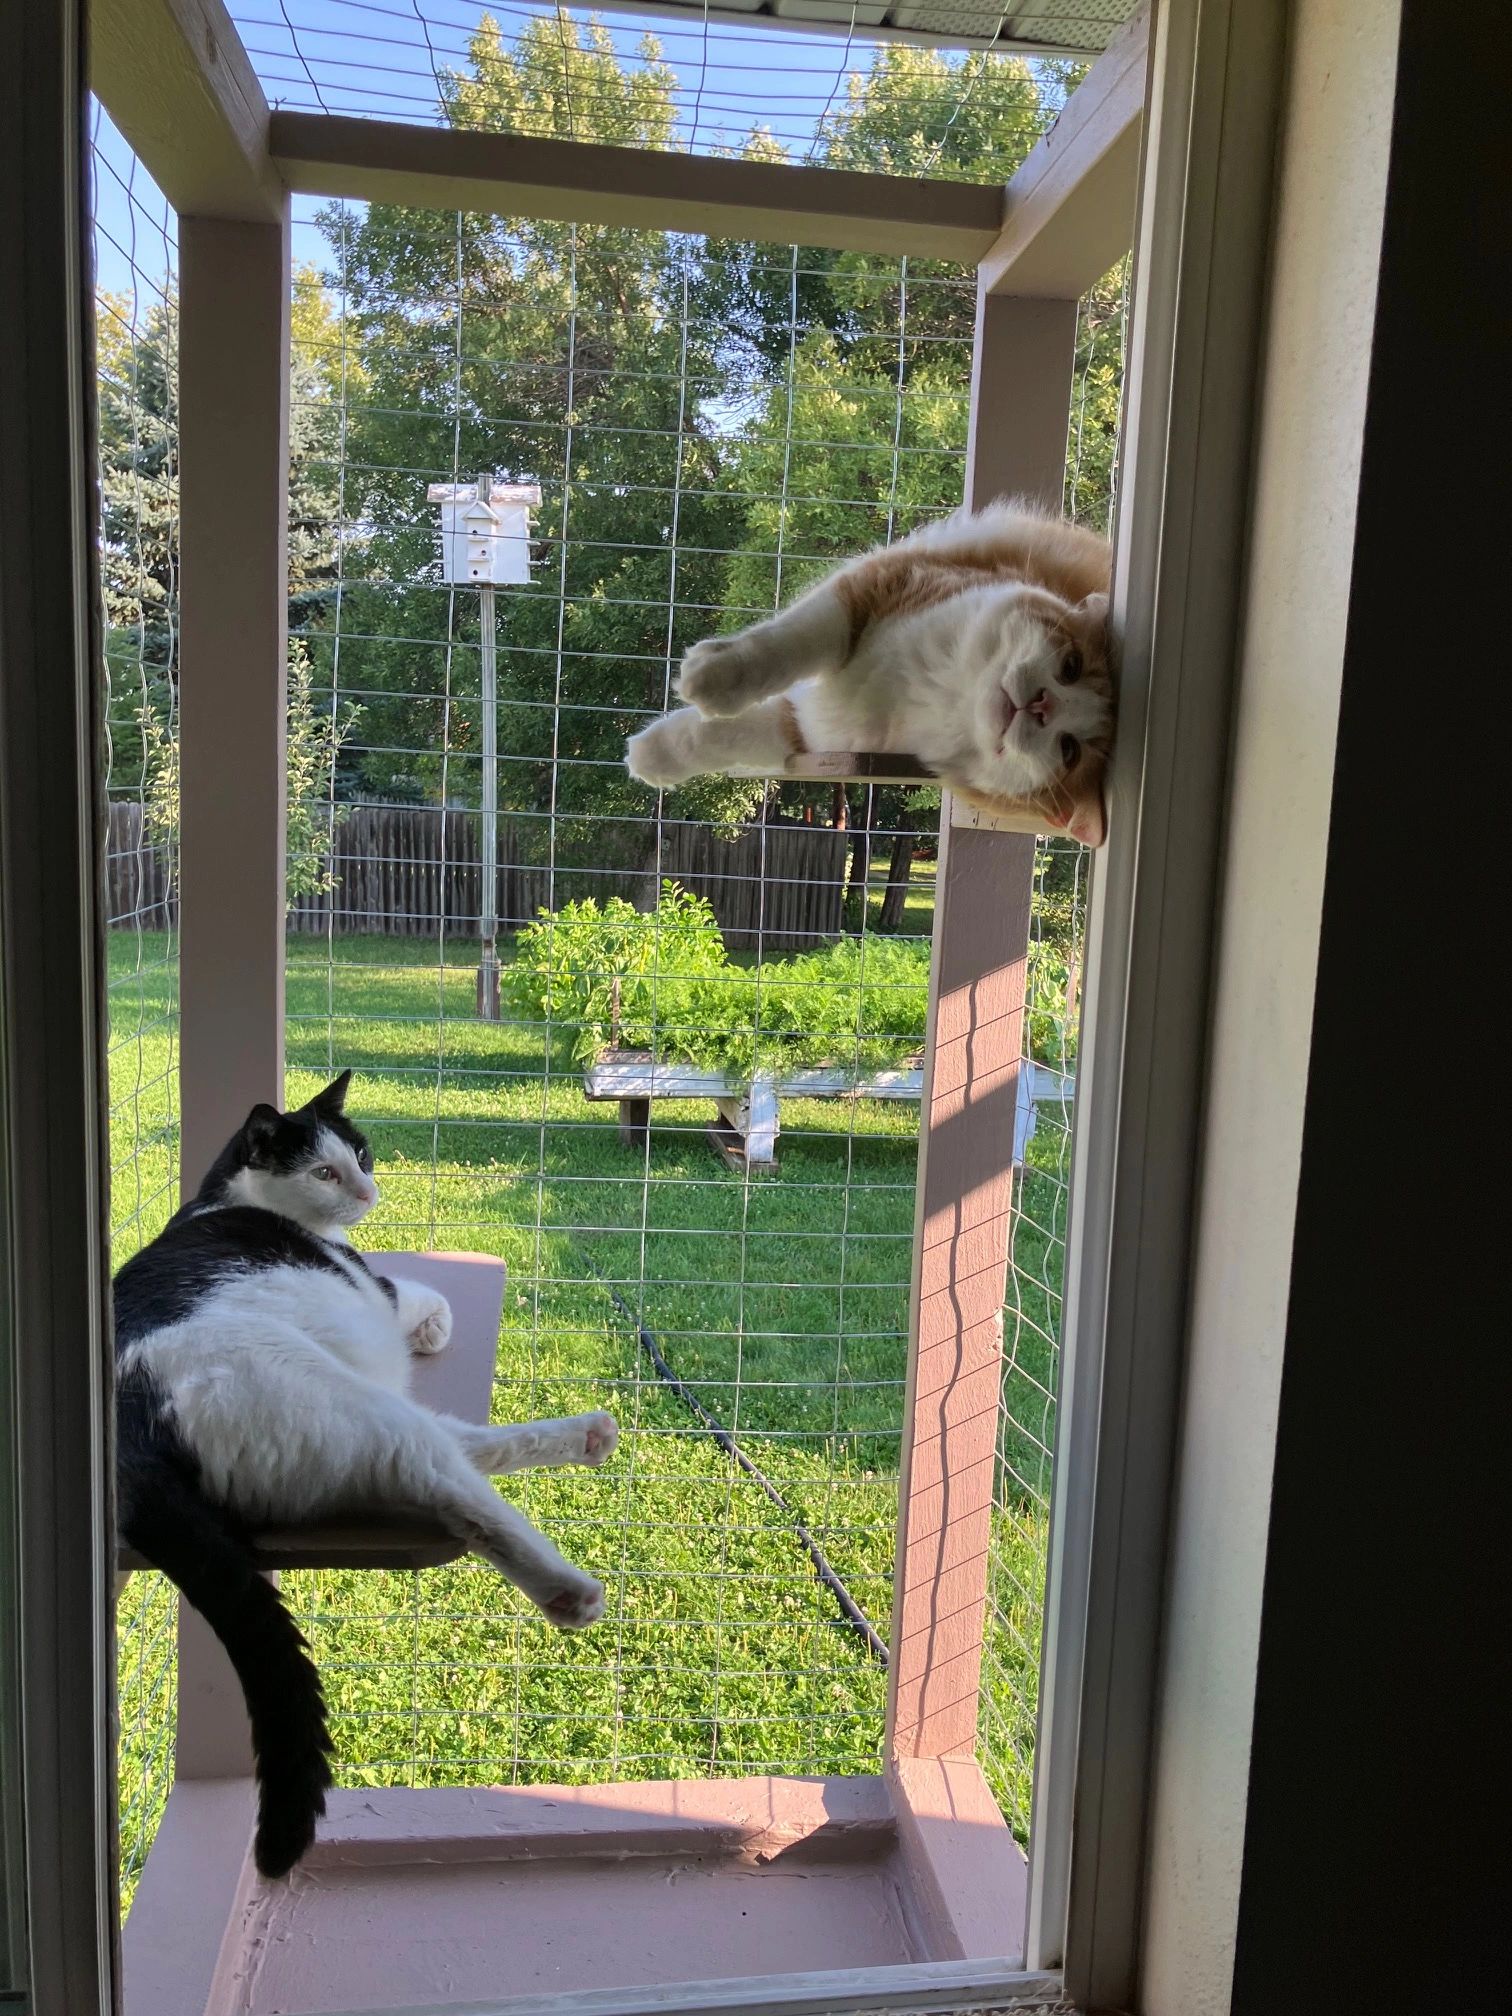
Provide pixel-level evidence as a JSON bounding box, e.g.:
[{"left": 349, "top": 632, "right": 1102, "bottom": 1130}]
[{"left": 116, "top": 1071, "right": 616, "bottom": 1878}]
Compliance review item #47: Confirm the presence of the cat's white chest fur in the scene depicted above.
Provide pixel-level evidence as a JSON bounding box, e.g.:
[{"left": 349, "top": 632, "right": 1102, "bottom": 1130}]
[{"left": 792, "top": 607, "right": 970, "bottom": 764}]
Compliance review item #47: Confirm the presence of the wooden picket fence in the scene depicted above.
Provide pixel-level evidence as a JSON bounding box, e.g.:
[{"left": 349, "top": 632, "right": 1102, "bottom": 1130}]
[
  {"left": 105, "top": 801, "right": 177, "bottom": 930},
  {"left": 88, "top": 798, "right": 851, "bottom": 950},
  {"left": 656, "top": 818, "right": 848, "bottom": 953},
  {"left": 105, "top": 799, "right": 849, "bottom": 951}
]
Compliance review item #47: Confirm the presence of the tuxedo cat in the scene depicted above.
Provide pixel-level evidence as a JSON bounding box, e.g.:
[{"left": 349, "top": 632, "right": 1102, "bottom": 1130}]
[
  {"left": 115, "top": 1072, "right": 615, "bottom": 1877},
  {"left": 627, "top": 499, "right": 1114, "bottom": 846}
]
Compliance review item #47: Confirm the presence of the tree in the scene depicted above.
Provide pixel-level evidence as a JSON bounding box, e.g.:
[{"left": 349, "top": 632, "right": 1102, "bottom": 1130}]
[
  {"left": 313, "top": 14, "right": 760, "bottom": 879},
  {"left": 301, "top": 18, "right": 1123, "bottom": 915},
  {"left": 96, "top": 265, "right": 353, "bottom": 792},
  {"left": 96, "top": 288, "right": 179, "bottom": 793}
]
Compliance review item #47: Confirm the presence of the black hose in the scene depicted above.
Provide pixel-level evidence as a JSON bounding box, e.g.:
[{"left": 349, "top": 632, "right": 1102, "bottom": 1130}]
[{"left": 604, "top": 1284, "right": 889, "bottom": 1668}]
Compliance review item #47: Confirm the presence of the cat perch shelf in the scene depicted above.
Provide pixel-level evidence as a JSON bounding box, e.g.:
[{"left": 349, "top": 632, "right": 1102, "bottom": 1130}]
[
  {"left": 722, "top": 751, "right": 934, "bottom": 783},
  {"left": 718, "top": 752, "right": 1065, "bottom": 837}
]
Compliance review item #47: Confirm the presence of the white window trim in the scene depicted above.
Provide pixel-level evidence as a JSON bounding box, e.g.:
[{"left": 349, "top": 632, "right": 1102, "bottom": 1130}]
[{"left": 1024, "top": 0, "right": 1292, "bottom": 1999}]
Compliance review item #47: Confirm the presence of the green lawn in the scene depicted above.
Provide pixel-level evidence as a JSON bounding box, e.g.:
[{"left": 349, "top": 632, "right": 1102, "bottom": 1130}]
[{"left": 112, "top": 925, "right": 1066, "bottom": 1907}]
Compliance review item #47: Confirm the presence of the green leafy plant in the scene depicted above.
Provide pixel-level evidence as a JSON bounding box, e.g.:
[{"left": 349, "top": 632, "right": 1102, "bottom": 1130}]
[{"left": 505, "top": 880, "right": 931, "bottom": 1081}]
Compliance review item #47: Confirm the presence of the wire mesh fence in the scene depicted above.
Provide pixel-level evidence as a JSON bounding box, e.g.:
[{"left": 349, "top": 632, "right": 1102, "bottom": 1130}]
[
  {"left": 92, "top": 102, "right": 183, "bottom": 1912},
  {"left": 981, "top": 262, "right": 1127, "bottom": 1836},
  {"left": 100, "top": 5, "right": 1128, "bottom": 1912},
  {"left": 279, "top": 187, "right": 963, "bottom": 1792}
]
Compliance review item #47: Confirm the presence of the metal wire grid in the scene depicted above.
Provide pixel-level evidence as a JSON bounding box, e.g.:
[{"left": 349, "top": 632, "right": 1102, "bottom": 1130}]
[
  {"left": 229, "top": 0, "right": 1076, "bottom": 171},
  {"left": 278, "top": 185, "right": 976, "bottom": 1793},
  {"left": 978, "top": 261, "right": 1128, "bottom": 1839},
  {"left": 91, "top": 105, "right": 183, "bottom": 1911}
]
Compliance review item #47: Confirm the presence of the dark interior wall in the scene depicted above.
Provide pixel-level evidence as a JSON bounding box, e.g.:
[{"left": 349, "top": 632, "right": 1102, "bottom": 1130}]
[{"left": 1230, "top": 1, "right": 1504, "bottom": 2007}]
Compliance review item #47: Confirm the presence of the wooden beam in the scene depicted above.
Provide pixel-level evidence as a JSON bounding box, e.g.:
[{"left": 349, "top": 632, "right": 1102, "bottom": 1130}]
[
  {"left": 270, "top": 111, "right": 1007, "bottom": 262},
  {"left": 980, "top": 2, "right": 1148, "bottom": 298},
  {"left": 177, "top": 204, "right": 290, "bottom": 1194},
  {"left": 887, "top": 291, "right": 1079, "bottom": 1774},
  {"left": 90, "top": 0, "right": 283, "bottom": 222}
]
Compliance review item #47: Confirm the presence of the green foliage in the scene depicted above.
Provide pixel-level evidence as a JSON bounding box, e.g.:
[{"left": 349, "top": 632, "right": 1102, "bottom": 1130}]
[
  {"left": 307, "top": 16, "right": 1114, "bottom": 851},
  {"left": 139, "top": 645, "right": 363, "bottom": 906},
  {"left": 1027, "top": 938, "right": 1078, "bottom": 1071},
  {"left": 1064, "top": 260, "right": 1128, "bottom": 531},
  {"left": 97, "top": 263, "right": 350, "bottom": 808},
  {"left": 505, "top": 880, "right": 930, "bottom": 1080}
]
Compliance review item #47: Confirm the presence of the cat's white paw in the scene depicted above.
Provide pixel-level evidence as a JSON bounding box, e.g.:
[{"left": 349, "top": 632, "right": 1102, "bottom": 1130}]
[
  {"left": 677, "top": 633, "right": 763, "bottom": 717},
  {"left": 408, "top": 1299, "right": 452, "bottom": 1355},
  {"left": 537, "top": 1570, "right": 606, "bottom": 1630},
  {"left": 573, "top": 1411, "right": 618, "bottom": 1467},
  {"left": 627, "top": 713, "right": 700, "bottom": 789}
]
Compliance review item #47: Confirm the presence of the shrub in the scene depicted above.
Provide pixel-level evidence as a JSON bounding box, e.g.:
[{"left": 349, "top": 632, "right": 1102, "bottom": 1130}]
[{"left": 505, "top": 881, "right": 931, "bottom": 1081}]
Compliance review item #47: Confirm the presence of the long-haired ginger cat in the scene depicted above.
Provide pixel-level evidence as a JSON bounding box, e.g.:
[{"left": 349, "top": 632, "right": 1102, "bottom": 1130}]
[{"left": 627, "top": 500, "right": 1114, "bottom": 847}]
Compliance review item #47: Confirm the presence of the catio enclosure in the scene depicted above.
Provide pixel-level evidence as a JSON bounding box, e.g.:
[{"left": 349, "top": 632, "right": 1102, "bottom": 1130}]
[{"left": 95, "top": 2, "right": 1145, "bottom": 2012}]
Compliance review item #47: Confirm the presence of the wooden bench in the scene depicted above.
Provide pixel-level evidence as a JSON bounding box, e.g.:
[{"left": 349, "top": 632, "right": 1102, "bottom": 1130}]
[{"left": 583, "top": 1049, "right": 1074, "bottom": 1170}]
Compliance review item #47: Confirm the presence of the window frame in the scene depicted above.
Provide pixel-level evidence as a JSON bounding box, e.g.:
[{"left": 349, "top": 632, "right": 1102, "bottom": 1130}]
[{"left": 3, "top": 0, "right": 1304, "bottom": 2007}]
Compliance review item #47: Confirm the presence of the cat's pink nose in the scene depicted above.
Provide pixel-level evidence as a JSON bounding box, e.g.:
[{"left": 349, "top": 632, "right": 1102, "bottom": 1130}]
[{"left": 1026, "top": 689, "right": 1053, "bottom": 724}]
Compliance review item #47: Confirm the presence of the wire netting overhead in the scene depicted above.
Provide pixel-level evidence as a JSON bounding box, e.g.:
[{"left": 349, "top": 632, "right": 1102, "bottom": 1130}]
[{"left": 230, "top": 0, "right": 1112, "bottom": 173}]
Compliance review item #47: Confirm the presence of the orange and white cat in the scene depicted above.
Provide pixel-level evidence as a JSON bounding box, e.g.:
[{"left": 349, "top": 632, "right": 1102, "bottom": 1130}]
[{"left": 627, "top": 500, "right": 1114, "bottom": 846}]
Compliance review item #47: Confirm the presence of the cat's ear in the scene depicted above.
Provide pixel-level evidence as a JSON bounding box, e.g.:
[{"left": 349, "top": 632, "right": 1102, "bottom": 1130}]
[
  {"left": 1073, "top": 590, "right": 1110, "bottom": 630},
  {"left": 240, "top": 1104, "right": 283, "bottom": 1166},
  {"left": 312, "top": 1069, "right": 352, "bottom": 1116}
]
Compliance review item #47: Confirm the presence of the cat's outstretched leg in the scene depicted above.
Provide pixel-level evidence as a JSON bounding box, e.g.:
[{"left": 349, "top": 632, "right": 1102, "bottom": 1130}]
[
  {"left": 676, "top": 587, "right": 848, "bottom": 718},
  {"left": 627, "top": 697, "right": 800, "bottom": 788},
  {"left": 384, "top": 1417, "right": 607, "bottom": 1627},
  {"left": 441, "top": 1411, "right": 618, "bottom": 1476},
  {"left": 388, "top": 1277, "right": 452, "bottom": 1357}
]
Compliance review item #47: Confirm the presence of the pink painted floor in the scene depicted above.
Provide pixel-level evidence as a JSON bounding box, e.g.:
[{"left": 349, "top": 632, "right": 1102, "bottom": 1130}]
[
  {"left": 126, "top": 1769, "right": 1025, "bottom": 2016},
  {"left": 234, "top": 1851, "right": 914, "bottom": 2011}
]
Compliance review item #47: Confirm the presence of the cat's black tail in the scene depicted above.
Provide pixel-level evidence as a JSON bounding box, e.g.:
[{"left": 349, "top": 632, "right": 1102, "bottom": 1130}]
[{"left": 121, "top": 1452, "right": 333, "bottom": 1878}]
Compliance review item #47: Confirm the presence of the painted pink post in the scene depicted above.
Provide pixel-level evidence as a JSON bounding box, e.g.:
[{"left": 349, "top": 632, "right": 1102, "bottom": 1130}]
[
  {"left": 887, "top": 287, "right": 1079, "bottom": 1765},
  {"left": 174, "top": 201, "right": 292, "bottom": 1779},
  {"left": 178, "top": 205, "right": 291, "bottom": 1193}
]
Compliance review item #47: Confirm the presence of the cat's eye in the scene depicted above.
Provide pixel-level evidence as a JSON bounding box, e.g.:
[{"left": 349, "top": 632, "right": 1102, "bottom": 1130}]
[
  {"left": 1060, "top": 649, "right": 1083, "bottom": 685},
  {"left": 357, "top": 1148, "right": 372, "bottom": 1172},
  {"left": 1060, "top": 735, "right": 1081, "bottom": 770},
  {"left": 312, "top": 1164, "right": 338, "bottom": 1182}
]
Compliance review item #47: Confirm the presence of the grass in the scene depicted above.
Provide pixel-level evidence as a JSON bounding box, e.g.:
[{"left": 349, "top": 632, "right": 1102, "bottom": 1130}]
[{"left": 111, "top": 921, "right": 1067, "bottom": 1908}]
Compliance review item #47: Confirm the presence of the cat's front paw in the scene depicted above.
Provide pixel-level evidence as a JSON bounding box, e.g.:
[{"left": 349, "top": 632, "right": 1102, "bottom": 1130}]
[
  {"left": 676, "top": 633, "right": 764, "bottom": 717},
  {"left": 537, "top": 1569, "right": 606, "bottom": 1630},
  {"left": 408, "top": 1299, "right": 452, "bottom": 1356},
  {"left": 574, "top": 1411, "right": 618, "bottom": 1467},
  {"left": 627, "top": 711, "right": 701, "bottom": 789}
]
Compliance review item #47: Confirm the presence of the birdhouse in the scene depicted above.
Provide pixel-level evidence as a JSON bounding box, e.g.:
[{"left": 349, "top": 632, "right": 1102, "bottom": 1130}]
[{"left": 427, "top": 478, "right": 542, "bottom": 587}]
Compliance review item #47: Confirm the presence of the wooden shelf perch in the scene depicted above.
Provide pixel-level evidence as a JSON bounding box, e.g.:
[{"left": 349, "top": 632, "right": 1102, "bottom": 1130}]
[
  {"left": 719, "top": 753, "right": 1083, "bottom": 838},
  {"left": 721, "top": 751, "right": 935, "bottom": 784}
]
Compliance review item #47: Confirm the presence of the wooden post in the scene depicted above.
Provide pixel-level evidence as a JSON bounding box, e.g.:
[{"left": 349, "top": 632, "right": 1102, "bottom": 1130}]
[
  {"left": 175, "top": 200, "right": 291, "bottom": 1776},
  {"left": 887, "top": 286, "right": 1078, "bottom": 1762},
  {"left": 178, "top": 203, "right": 291, "bottom": 1192}
]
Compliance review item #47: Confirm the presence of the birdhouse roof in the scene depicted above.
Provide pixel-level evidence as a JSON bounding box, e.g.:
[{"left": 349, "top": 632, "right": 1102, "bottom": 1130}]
[{"left": 426, "top": 482, "right": 543, "bottom": 508}]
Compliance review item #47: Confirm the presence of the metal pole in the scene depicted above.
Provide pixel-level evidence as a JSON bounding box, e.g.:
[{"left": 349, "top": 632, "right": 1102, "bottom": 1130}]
[{"left": 478, "top": 566, "right": 499, "bottom": 1019}]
